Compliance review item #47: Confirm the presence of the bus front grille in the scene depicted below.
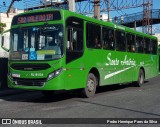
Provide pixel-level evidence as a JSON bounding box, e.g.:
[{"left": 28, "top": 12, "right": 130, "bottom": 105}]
[
  {"left": 15, "top": 81, "right": 45, "bottom": 87},
  {"left": 13, "top": 78, "right": 46, "bottom": 87},
  {"left": 11, "top": 64, "right": 51, "bottom": 71}
]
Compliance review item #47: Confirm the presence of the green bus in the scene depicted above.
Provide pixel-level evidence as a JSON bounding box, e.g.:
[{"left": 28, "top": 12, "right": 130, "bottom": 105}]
[
  {"left": 158, "top": 44, "right": 160, "bottom": 73},
  {"left": 1, "top": 9, "right": 159, "bottom": 97}
]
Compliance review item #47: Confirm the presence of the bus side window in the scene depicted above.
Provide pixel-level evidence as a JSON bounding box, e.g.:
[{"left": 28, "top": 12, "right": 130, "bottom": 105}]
[
  {"left": 102, "top": 27, "right": 115, "bottom": 50},
  {"left": 135, "top": 36, "right": 144, "bottom": 53},
  {"left": 115, "top": 30, "right": 126, "bottom": 51},
  {"left": 86, "top": 23, "right": 101, "bottom": 49},
  {"left": 126, "top": 33, "right": 135, "bottom": 52},
  {"left": 150, "top": 39, "right": 157, "bottom": 55},
  {"left": 144, "top": 38, "right": 150, "bottom": 54}
]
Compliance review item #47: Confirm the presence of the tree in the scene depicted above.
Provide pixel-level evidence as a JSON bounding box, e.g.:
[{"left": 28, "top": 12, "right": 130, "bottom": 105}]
[{"left": 0, "top": 22, "right": 6, "bottom": 33}]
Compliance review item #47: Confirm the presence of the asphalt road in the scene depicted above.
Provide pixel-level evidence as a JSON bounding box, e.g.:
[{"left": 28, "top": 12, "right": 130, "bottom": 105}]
[{"left": 0, "top": 75, "right": 160, "bottom": 127}]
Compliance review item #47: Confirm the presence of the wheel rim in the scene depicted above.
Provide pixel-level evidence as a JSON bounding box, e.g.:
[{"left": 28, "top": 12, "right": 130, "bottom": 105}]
[
  {"left": 139, "top": 73, "right": 144, "bottom": 84},
  {"left": 87, "top": 78, "right": 95, "bottom": 92}
]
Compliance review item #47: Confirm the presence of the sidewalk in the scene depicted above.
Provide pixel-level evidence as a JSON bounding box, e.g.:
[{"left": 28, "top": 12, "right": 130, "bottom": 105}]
[{"left": 0, "top": 88, "right": 27, "bottom": 97}]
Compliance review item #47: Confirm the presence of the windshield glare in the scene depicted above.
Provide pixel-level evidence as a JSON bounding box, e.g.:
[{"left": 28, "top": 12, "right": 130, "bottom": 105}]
[{"left": 10, "top": 24, "right": 63, "bottom": 60}]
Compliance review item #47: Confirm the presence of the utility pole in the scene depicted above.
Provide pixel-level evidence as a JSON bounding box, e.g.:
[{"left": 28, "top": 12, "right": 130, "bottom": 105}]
[
  {"left": 68, "top": 0, "right": 75, "bottom": 12},
  {"left": 94, "top": 0, "right": 100, "bottom": 19},
  {"left": 142, "top": 0, "right": 153, "bottom": 34},
  {"left": 107, "top": 0, "right": 110, "bottom": 21}
]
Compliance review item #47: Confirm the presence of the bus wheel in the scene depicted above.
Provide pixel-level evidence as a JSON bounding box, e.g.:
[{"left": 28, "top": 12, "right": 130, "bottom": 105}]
[
  {"left": 82, "top": 73, "right": 97, "bottom": 98},
  {"left": 41, "top": 91, "right": 54, "bottom": 97},
  {"left": 136, "top": 69, "right": 144, "bottom": 87}
]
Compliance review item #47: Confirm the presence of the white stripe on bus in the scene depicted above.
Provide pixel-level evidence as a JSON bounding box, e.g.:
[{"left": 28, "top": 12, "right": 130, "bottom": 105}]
[{"left": 104, "top": 66, "right": 135, "bottom": 80}]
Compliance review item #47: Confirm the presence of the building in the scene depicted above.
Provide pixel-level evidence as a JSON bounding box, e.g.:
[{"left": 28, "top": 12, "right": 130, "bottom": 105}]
[
  {"left": 0, "top": 9, "right": 24, "bottom": 31},
  {"left": 0, "top": 9, "right": 23, "bottom": 58}
]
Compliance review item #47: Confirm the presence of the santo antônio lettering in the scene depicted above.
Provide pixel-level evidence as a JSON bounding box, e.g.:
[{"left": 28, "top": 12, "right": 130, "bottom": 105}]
[
  {"left": 17, "top": 13, "right": 53, "bottom": 24},
  {"left": 106, "top": 53, "right": 136, "bottom": 66}
]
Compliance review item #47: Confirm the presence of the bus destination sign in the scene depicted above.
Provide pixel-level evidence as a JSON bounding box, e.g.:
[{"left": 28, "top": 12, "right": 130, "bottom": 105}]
[
  {"left": 12, "top": 11, "right": 61, "bottom": 25},
  {"left": 18, "top": 13, "right": 53, "bottom": 24}
]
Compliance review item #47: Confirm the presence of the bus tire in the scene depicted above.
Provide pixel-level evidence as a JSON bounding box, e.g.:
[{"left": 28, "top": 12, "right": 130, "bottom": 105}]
[
  {"left": 135, "top": 69, "right": 145, "bottom": 87},
  {"left": 41, "top": 91, "right": 54, "bottom": 97},
  {"left": 82, "top": 73, "right": 97, "bottom": 98}
]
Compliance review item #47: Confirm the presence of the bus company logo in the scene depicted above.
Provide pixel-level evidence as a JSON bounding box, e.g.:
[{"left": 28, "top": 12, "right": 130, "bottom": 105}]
[
  {"left": 104, "top": 53, "right": 137, "bottom": 80},
  {"left": 105, "top": 53, "right": 136, "bottom": 66},
  {"left": 2, "top": 119, "right": 11, "bottom": 124}
]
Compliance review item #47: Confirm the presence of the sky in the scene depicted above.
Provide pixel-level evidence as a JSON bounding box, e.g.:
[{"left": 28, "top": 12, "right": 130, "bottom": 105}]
[{"left": 1, "top": 0, "right": 160, "bottom": 12}]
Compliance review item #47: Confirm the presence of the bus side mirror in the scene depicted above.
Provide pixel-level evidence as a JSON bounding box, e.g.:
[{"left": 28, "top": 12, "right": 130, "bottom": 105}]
[
  {"left": 1, "top": 33, "right": 9, "bottom": 52},
  {"left": 1, "top": 36, "right": 4, "bottom": 46}
]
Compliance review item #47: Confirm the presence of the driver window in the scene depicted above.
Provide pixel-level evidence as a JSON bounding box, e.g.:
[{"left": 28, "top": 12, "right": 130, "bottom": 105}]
[
  {"left": 66, "top": 17, "right": 84, "bottom": 63},
  {"left": 67, "top": 28, "right": 83, "bottom": 52}
]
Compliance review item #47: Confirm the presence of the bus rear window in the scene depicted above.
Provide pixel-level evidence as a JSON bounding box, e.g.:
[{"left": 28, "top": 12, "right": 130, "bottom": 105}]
[{"left": 12, "top": 11, "right": 61, "bottom": 25}]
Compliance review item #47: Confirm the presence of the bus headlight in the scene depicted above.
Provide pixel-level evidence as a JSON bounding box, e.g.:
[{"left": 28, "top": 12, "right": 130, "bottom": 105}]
[{"left": 47, "top": 68, "right": 63, "bottom": 81}]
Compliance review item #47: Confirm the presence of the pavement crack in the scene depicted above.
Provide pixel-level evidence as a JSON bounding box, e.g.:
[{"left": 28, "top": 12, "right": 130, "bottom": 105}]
[{"left": 77, "top": 100, "right": 160, "bottom": 117}]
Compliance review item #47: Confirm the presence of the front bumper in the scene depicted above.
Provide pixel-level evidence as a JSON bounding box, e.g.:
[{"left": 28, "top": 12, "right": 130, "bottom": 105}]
[{"left": 8, "top": 74, "right": 65, "bottom": 90}]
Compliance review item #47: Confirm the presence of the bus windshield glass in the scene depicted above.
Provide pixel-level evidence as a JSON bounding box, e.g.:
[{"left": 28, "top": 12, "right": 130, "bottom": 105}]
[{"left": 10, "top": 24, "right": 63, "bottom": 60}]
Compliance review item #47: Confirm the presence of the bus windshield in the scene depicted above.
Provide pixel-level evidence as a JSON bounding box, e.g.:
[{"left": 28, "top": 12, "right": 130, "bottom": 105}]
[{"left": 10, "top": 24, "right": 63, "bottom": 61}]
